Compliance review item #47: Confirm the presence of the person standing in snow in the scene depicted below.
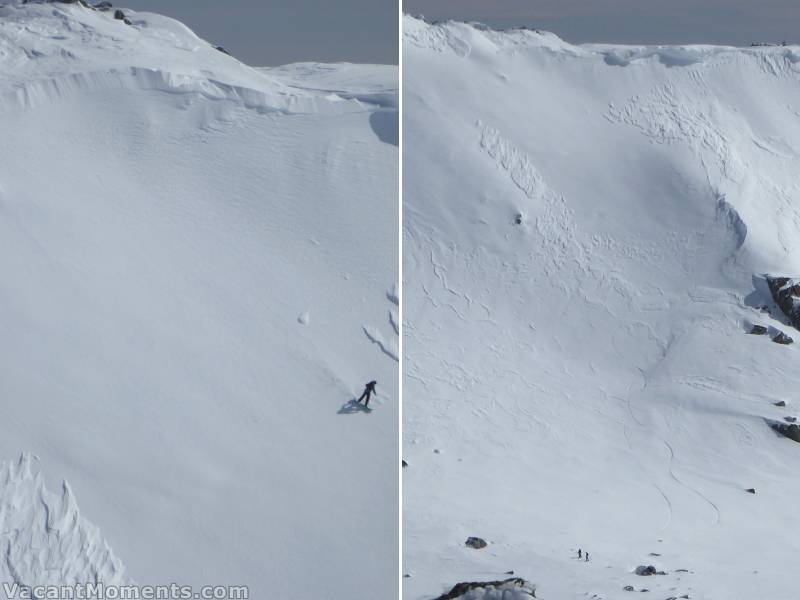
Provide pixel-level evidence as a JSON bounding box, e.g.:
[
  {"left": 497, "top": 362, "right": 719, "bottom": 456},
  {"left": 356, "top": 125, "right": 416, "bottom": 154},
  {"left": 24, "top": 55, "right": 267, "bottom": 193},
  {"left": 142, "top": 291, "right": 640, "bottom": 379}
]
[
  {"left": 577, "top": 549, "right": 582, "bottom": 559},
  {"left": 357, "top": 381, "right": 377, "bottom": 407},
  {"left": 585, "top": 552, "right": 589, "bottom": 562}
]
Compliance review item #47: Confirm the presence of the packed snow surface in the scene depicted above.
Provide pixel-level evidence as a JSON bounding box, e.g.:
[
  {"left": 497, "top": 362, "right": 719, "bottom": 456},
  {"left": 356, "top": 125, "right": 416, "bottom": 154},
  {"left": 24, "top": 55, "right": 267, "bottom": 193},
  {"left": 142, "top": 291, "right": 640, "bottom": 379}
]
[
  {"left": 404, "top": 16, "right": 800, "bottom": 600},
  {"left": 0, "top": 3, "right": 397, "bottom": 598}
]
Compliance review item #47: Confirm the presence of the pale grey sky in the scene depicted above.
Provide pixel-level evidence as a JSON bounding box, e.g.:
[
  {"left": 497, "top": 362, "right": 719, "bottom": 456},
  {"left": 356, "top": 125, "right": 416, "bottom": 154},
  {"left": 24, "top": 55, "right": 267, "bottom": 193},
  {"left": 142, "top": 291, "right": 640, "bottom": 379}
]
[
  {"left": 404, "top": 0, "right": 800, "bottom": 47},
  {"left": 118, "top": 0, "right": 397, "bottom": 66}
]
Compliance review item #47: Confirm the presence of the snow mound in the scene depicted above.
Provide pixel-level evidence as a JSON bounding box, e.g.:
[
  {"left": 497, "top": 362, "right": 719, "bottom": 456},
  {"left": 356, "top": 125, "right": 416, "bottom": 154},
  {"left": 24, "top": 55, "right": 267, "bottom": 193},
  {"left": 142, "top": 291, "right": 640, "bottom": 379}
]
[{"left": 0, "top": 454, "right": 128, "bottom": 588}]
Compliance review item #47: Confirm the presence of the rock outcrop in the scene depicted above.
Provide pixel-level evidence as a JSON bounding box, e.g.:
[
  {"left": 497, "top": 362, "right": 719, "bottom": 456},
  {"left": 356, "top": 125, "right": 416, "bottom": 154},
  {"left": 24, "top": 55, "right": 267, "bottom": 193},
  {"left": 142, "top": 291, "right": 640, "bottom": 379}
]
[
  {"left": 635, "top": 565, "right": 666, "bottom": 576},
  {"left": 465, "top": 536, "right": 488, "bottom": 549},
  {"left": 766, "top": 276, "right": 800, "bottom": 330},
  {"left": 434, "top": 578, "right": 536, "bottom": 600},
  {"left": 772, "top": 331, "right": 793, "bottom": 345},
  {"left": 772, "top": 422, "right": 800, "bottom": 443}
]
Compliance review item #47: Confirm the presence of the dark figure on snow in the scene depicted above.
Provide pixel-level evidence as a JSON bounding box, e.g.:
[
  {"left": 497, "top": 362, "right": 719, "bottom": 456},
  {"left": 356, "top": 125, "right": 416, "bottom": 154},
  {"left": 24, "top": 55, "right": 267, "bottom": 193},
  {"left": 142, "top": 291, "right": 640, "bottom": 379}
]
[
  {"left": 577, "top": 549, "right": 582, "bottom": 559},
  {"left": 357, "top": 381, "right": 377, "bottom": 407},
  {"left": 585, "top": 552, "right": 589, "bottom": 562}
]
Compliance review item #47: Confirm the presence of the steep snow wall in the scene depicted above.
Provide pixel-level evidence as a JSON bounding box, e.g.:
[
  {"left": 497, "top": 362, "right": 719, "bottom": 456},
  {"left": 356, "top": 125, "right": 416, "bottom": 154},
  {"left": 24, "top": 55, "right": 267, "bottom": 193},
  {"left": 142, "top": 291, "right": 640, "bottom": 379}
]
[
  {"left": 404, "top": 16, "right": 800, "bottom": 600},
  {"left": 0, "top": 4, "right": 398, "bottom": 599}
]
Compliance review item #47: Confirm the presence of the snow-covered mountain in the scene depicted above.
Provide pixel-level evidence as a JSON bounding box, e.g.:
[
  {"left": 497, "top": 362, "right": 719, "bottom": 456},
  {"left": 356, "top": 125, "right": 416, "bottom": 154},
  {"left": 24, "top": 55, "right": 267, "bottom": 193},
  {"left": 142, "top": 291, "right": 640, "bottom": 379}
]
[
  {"left": 403, "top": 15, "right": 800, "bottom": 600},
  {"left": 0, "top": 2, "right": 398, "bottom": 598}
]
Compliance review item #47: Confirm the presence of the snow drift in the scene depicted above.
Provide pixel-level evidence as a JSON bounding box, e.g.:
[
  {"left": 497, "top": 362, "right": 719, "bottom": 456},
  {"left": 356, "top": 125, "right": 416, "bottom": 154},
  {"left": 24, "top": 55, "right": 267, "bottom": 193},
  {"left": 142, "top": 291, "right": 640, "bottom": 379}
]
[
  {"left": 0, "top": 2, "right": 398, "bottom": 599},
  {"left": 404, "top": 16, "right": 800, "bottom": 600}
]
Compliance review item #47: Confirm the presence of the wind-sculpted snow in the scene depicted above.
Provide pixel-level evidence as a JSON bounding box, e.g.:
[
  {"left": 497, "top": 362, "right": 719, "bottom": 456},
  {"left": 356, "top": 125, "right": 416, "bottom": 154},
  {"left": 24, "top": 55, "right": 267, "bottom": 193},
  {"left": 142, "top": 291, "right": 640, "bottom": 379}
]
[
  {"left": 0, "top": 455, "right": 128, "bottom": 590},
  {"left": 404, "top": 15, "right": 800, "bottom": 600},
  {"left": 403, "top": 16, "right": 573, "bottom": 56},
  {"left": 0, "top": 2, "right": 372, "bottom": 115},
  {"left": 478, "top": 122, "right": 553, "bottom": 201},
  {"left": 262, "top": 62, "right": 399, "bottom": 109},
  {"left": 0, "top": 66, "right": 369, "bottom": 114},
  {"left": 362, "top": 284, "right": 400, "bottom": 362}
]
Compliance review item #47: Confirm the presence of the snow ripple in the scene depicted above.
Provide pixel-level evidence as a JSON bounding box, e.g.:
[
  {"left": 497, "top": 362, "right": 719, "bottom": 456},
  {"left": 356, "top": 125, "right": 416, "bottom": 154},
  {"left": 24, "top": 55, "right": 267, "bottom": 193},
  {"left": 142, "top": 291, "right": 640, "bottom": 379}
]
[{"left": 0, "top": 67, "right": 366, "bottom": 115}]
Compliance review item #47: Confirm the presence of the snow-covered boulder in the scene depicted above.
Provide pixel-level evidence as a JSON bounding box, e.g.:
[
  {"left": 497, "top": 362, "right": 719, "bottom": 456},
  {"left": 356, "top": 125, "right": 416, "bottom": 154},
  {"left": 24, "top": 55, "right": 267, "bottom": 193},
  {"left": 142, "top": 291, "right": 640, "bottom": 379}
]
[{"left": 435, "top": 578, "right": 537, "bottom": 600}]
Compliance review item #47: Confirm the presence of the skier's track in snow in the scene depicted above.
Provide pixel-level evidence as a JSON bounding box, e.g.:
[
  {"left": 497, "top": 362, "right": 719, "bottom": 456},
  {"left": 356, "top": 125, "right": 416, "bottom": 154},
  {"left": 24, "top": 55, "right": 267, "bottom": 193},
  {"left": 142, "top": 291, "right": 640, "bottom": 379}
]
[{"left": 625, "top": 367, "right": 722, "bottom": 529}]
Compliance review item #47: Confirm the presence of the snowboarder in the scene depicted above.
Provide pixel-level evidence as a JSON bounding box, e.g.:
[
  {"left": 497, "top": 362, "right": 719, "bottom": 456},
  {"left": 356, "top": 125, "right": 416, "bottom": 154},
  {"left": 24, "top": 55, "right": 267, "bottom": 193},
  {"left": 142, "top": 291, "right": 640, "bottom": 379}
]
[
  {"left": 585, "top": 552, "right": 589, "bottom": 562},
  {"left": 357, "top": 381, "right": 377, "bottom": 407},
  {"left": 577, "top": 549, "right": 582, "bottom": 559}
]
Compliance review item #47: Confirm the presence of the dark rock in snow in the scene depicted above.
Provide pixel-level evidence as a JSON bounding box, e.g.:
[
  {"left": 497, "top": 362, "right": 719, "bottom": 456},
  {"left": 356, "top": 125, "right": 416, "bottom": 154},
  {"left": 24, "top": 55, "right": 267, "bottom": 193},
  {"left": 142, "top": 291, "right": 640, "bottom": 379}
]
[
  {"left": 623, "top": 585, "right": 635, "bottom": 591},
  {"left": 785, "top": 416, "right": 797, "bottom": 423},
  {"left": 215, "top": 46, "right": 231, "bottom": 55},
  {"left": 766, "top": 275, "right": 800, "bottom": 330},
  {"left": 772, "top": 331, "right": 793, "bottom": 345},
  {"left": 775, "top": 401, "right": 787, "bottom": 407},
  {"left": 94, "top": 1, "right": 112, "bottom": 10},
  {"left": 434, "top": 578, "right": 535, "bottom": 600},
  {"left": 27, "top": 0, "right": 92, "bottom": 6},
  {"left": 745, "top": 488, "right": 756, "bottom": 494},
  {"left": 465, "top": 537, "right": 487, "bottom": 549},
  {"left": 113, "top": 9, "right": 124, "bottom": 20},
  {"left": 123, "top": 18, "right": 131, "bottom": 25},
  {"left": 772, "top": 422, "right": 800, "bottom": 443},
  {"left": 749, "top": 324, "right": 768, "bottom": 335},
  {"left": 402, "top": 459, "right": 408, "bottom": 468},
  {"left": 514, "top": 213, "right": 523, "bottom": 225},
  {"left": 635, "top": 565, "right": 666, "bottom": 576}
]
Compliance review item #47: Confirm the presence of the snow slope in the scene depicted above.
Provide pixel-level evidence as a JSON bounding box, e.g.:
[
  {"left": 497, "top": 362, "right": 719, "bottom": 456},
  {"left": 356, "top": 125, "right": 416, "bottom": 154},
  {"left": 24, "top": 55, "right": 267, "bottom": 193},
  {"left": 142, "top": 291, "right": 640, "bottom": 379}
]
[
  {"left": 404, "top": 16, "right": 800, "bottom": 600},
  {"left": 0, "top": 3, "right": 398, "bottom": 598}
]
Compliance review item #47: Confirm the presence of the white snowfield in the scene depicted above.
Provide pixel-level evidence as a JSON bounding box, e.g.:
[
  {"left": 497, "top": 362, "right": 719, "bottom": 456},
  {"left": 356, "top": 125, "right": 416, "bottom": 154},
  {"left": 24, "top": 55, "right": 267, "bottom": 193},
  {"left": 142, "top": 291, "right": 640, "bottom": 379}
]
[
  {"left": 404, "top": 15, "right": 800, "bottom": 600},
  {"left": 0, "top": 2, "right": 397, "bottom": 599}
]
